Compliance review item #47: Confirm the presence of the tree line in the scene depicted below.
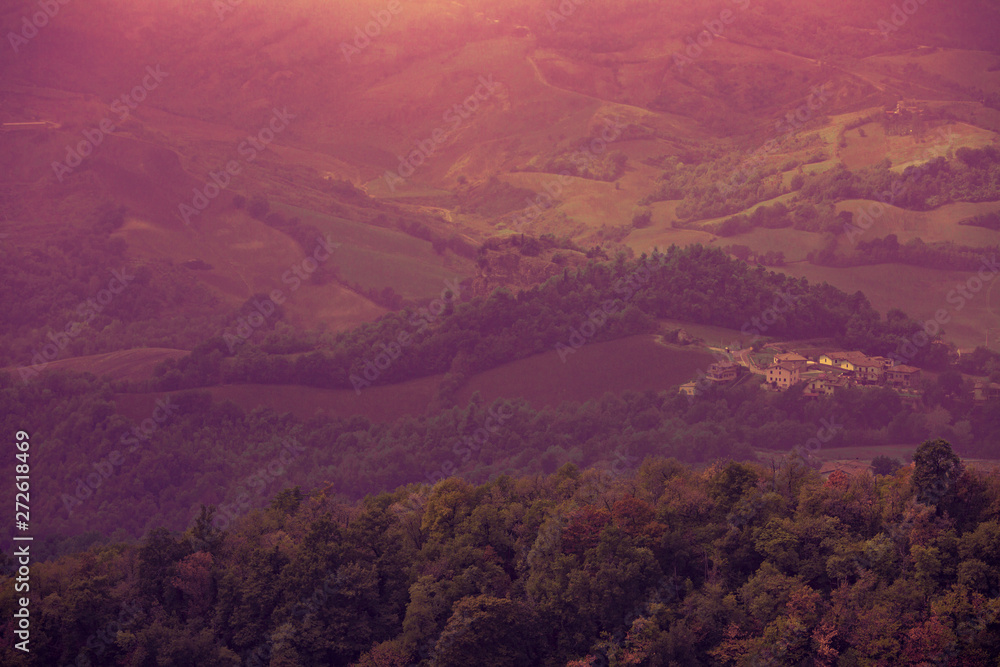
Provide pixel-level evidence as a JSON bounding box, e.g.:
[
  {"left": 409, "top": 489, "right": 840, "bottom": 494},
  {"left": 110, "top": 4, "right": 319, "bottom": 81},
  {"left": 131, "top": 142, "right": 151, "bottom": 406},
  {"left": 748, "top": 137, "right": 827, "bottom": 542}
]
[
  {"left": 147, "top": 244, "right": 949, "bottom": 394},
  {"left": 2, "top": 438, "right": 998, "bottom": 666}
]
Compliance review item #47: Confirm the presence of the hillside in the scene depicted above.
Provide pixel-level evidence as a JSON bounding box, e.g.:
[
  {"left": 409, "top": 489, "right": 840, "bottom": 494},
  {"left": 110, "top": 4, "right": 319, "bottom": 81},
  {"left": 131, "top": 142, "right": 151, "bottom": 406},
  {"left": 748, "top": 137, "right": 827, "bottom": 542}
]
[{"left": 4, "top": 2, "right": 1000, "bottom": 664}]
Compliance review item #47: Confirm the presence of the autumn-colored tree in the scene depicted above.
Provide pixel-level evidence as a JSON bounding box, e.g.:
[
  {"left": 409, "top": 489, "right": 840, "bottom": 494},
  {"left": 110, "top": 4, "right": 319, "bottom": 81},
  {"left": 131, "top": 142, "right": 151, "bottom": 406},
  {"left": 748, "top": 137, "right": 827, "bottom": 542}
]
[
  {"left": 561, "top": 505, "right": 612, "bottom": 557},
  {"left": 170, "top": 551, "right": 215, "bottom": 619},
  {"left": 825, "top": 469, "right": 851, "bottom": 490}
]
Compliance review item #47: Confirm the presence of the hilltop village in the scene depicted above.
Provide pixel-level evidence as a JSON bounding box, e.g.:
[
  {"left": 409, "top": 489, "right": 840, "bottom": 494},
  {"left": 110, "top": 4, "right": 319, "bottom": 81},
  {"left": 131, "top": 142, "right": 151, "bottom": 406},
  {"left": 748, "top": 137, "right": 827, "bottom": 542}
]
[
  {"left": 683, "top": 343, "right": 1000, "bottom": 406},
  {"left": 682, "top": 347, "right": 929, "bottom": 403}
]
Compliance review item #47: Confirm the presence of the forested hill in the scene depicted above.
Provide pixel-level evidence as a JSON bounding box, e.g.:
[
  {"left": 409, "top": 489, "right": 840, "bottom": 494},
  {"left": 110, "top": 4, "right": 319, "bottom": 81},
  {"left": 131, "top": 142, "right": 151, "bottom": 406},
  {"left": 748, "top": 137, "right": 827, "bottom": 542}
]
[
  {"left": 2, "top": 440, "right": 999, "bottom": 666},
  {"left": 6, "top": 337, "right": 1000, "bottom": 560},
  {"left": 151, "top": 244, "right": 947, "bottom": 394}
]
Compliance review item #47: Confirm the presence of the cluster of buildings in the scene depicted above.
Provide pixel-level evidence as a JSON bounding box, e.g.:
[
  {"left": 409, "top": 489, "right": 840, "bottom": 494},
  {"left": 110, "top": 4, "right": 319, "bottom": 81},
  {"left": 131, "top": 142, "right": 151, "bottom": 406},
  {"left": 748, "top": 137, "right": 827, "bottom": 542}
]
[
  {"left": 765, "top": 351, "right": 922, "bottom": 397},
  {"left": 677, "top": 360, "right": 744, "bottom": 398},
  {"left": 679, "top": 346, "right": 1000, "bottom": 407},
  {"left": 679, "top": 349, "right": 925, "bottom": 401}
]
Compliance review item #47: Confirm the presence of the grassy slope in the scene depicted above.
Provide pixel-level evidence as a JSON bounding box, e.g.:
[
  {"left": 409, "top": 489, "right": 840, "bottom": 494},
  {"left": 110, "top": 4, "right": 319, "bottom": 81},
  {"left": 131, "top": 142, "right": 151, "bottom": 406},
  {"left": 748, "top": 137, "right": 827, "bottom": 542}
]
[
  {"left": 273, "top": 203, "right": 472, "bottom": 299},
  {"left": 113, "top": 334, "right": 717, "bottom": 422},
  {"left": 455, "top": 334, "right": 716, "bottom": 409},
  {"left": 6, "top": 348, "right": 190, "bottom": 383},
  {"left": 776, "top": 262, "right": 1000, "bottom": 352}
]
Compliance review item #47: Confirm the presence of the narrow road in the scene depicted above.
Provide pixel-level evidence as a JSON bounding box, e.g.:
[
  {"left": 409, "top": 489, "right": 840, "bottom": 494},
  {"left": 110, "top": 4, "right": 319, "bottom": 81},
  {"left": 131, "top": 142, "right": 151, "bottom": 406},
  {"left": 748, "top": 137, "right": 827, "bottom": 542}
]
[
  {"left": 733, "top": 347, "right": 767, "bottom": 375},
  {"left": 705, "top": 345, "right": 767, "bottom": 375}
]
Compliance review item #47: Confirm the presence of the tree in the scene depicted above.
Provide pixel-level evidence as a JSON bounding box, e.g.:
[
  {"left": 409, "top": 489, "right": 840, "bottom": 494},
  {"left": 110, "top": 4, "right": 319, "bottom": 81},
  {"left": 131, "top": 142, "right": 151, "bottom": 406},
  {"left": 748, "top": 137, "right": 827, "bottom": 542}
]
[
  {"left": 561, "top": 505, "right": 612, "bottom": 557},
  {"left": 707, "top": 461, "right": 760, "bottom": 512},
  {"left": 170, "top": 551, "right": 215, "bottom": 619},
  {"left": 632, "top": 208, "right": 652, "bottom": 228},
  {"left": 431, "top": 596, "right": 541, "bottom": 666},
  {"left": 136, "top": 527, "right": 189, "bottom": 605},
  {"left": 248, "top": 195, "right": 270, "bottom": 220},
  {"left": 912, "top": 439, "right": 962, "bottom": 510},
  {"left": 871, "top": 455, "right": 902, "bottom": 477}
]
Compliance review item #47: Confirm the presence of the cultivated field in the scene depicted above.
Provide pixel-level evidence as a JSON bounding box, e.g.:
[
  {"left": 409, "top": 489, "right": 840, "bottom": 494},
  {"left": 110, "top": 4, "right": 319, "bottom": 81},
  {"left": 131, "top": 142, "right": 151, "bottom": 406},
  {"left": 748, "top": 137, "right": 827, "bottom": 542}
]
[
  {"left": 110, "top": 334, "right": 716, "bottom": 423},
  {"left": 115, "top": 211, "right": 387, "bottom": 332},
  {"left": 274, "top": 203, "right": 474, "bottom": 299},
  {"left": 10, "top": 348, "right": 190, "bottom": 382},
  {"left": 455, "top": 334, "right": 716, "bottom": 408}
]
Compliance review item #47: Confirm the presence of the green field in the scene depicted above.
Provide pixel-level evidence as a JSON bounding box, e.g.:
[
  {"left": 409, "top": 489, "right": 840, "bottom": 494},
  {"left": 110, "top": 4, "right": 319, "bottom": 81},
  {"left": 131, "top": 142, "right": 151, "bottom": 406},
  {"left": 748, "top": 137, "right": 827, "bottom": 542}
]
[
  {"left": 116, "top": 210, "right": 386, "bottom": 332},
  {"left": 834, "top": 199, "right": 1000, "bottom": 249},
  {"left": 776, "top": 262, "right": 1000, "bottom": 352},
  {"left": 656, "top": 319, "right": 755, "bottom": 349},
  {"left": 723, "top": 228, "right": 827, "bottom": 263},
  {"left": 456, "top": 334, "right": 716, "bottom": 409},
  {"left": 868, "top": 48, "right": 1000, "bottom": 95},
  {"left": 7, "top": 348, "right": 190, "bottom": 383},
  {"left": 625, "top": 225, "right": 716, "bottom": 254},
  {"left": 274, "top": 204, "right": 474, "bottom": 299},
  {"left": 111, "top": 334, "right": 717, "bottom": 423}
]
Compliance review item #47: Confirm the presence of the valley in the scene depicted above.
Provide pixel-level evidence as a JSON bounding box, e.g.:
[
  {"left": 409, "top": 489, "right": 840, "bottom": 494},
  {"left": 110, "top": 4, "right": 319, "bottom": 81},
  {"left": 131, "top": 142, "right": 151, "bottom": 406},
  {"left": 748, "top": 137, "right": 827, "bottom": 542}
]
[{"left": 2, "top": 1, "right": 1000, "bottom": 664}]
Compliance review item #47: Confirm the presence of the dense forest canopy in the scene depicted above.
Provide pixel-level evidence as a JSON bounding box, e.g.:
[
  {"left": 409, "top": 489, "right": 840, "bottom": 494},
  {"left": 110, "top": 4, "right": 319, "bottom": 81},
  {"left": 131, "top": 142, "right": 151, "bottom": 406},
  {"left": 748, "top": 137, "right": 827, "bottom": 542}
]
[{"left": 2, "top": 440, "right": 999, "bottom": 666}]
